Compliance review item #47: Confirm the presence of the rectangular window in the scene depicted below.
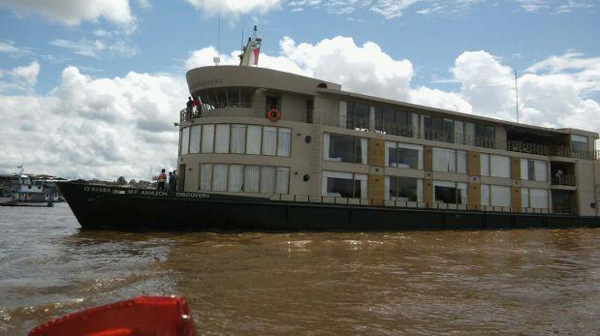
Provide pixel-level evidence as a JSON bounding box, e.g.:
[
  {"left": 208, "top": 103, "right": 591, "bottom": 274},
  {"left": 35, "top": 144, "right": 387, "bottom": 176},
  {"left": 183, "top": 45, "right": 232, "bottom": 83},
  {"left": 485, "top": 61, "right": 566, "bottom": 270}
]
[
  {"left": 322, "top": 171, "right": 367, "bottom": 199},
  {"left": 433, "top": 148, "right": 456, "bottom": 173},
  {"left": 180, "top": 127, "right": 190, "bottom": 155},
  {"left": 246, "top": 125, "right": 262, "bottom": 155},
  {"left": 387, "top": 177, "right": 422, "bottom": 202},
  {"left": 230, "top": 124, "right": 246, "bottom": 154},
  {"left": 201, "top": 124, "right": 215, "bottom": 153},
  {"left": 454, "top": 121, "right": 464, "bottom": 144},
  {"left": 275, "top": 167, "right": 290, "bottom": 194},
  {"left": 530, "top": 189, "right": 548, "bottom": 209},
  {"left": 534, "top": 160, "right": 547, "bottom": 182},
  {"left": 350, "top": 103, "right": 370, "bottom": 131},
  {"left": 480, "top": 153, "right": 490, "bottom": 176},
  {"left": 520, "top": 159, "right": 529, "bottom": 180},
  {"left": 244, "top": 166, "right": 260, "bottom": 193},
  {"left": 465, "top": 122, "right": 475, "bottom": 145},
  {"left": 434, "top": 180, "right": 457, "bottom": 204},
  {"left": 189, "top": 125, "right": 201, "bottom": 154},
  {"left": 396, "top": 143, "right": 423, "bottom": 169},
  {"left": 490, "top": 185, "right": 511, "bottom": 207},
  {"left": 481, "top": 184, "right": 490, "bottom": 206},
  {"left": 338, "top": 101, "right": 347, "bottom": 128},
  {"left": 277, "top": 128, "right": 291, "bottom": 157},
  {"left": 457, "top": 151, "right": 467, "bottom": 174},
  {"left": 212, "top": 164, "right": 228, "bottom": 191},
  {"left": 200, "top": 164, "right": 212, "bottom": 191},
  {"left": 260, "top": 166, "right": 276, "bottom": 193},
  {"left": 215, "top": 124, "right": 230, "bottom": 153},
  {"left": 228, "top": 165, "right": 244, "bottom": 192},
  {"left": 432, "top": 117, "right": 444, "bottom": 141},
  {"left": 262, "top": 126, "right": 277, "bottom": 156},
  {"left": 443, "top": 118, "right": 454, "bottom": 143},
  {"left": 521, "top": 187, "right": 530, "bottom": 208},
  {"left": 490, "top": 155, "right": 510, "bottom": 178},
  {"left": 325, "top": 134, "right": 367, "bottom": 164},
  {"left": 423, "top": 115, "right": 432, "bottom": 140},
  {"left": 571, "top": 135, "right": 588, "bottom": 152}
]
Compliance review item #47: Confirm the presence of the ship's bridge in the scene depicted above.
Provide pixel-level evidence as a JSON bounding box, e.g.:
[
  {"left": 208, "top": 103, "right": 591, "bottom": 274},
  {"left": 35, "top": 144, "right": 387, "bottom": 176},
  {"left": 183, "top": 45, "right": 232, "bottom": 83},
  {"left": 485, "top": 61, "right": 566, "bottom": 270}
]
[{"left": 180, "top": 66, "right": 340, "bottom": 124}]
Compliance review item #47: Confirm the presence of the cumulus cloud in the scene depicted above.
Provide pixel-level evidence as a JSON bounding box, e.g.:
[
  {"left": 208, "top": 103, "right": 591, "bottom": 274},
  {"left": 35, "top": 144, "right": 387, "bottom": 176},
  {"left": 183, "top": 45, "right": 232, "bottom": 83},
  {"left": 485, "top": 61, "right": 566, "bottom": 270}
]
[
  {"left": 185, "top": 0, "right": 281, "bottom": 16},
  {"left": 0, "top": 66, "right": 188, "bottom": 180},
  {"left": 0, "top": 0, "right": 135, "bottom": 26}
]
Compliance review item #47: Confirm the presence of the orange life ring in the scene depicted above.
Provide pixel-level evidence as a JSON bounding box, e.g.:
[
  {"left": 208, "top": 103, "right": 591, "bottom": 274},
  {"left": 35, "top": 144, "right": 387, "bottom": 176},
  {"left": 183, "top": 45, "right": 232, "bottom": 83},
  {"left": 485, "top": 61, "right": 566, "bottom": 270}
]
[{"left": 267, "top": 108, "right": 280, "bottom": 122}]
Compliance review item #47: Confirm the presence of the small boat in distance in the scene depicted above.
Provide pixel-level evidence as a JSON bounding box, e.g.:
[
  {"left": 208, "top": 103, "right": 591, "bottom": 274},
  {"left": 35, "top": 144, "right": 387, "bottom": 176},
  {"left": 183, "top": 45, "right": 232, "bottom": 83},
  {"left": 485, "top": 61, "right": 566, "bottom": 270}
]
[
  {"left": 0, "top": 168, "right": 63, "bottom": 207},
  {"left": 58, "top": 28, "right": 600, "bottom": 230}
]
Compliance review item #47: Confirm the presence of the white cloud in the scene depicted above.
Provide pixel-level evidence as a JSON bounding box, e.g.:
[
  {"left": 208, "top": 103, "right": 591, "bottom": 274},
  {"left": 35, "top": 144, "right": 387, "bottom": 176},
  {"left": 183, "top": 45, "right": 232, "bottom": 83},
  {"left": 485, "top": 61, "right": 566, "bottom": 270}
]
[
  {"left": 0, "top": 0, "right": 135, "bottom": 26},
  {"left": 11, "top": 61, "right": 40, "bottom": 86},
  {"left": 185, "top": 0, "right": 281, "bottom": 16},
  {"left": 49, "top": 36, "right": 137, "bottom": 59},
  {"left": 0, "top": 61, "right": 40, "bottom": 93},
  {"left": 0, "top": 40, "right": 31, "bottom": 57},
  {"left": 0, "top": 66, "right": 188, "bottom": 180},
  {"left": 2, "top": 36, "right": 599, "bottom": 180}
]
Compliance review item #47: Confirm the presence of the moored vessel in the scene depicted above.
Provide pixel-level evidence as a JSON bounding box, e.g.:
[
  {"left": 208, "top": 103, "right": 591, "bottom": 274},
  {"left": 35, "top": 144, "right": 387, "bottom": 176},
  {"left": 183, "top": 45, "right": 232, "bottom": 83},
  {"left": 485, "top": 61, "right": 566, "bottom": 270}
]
[{"left": 59, "top": 30, "right": 600, "bottom": 230}]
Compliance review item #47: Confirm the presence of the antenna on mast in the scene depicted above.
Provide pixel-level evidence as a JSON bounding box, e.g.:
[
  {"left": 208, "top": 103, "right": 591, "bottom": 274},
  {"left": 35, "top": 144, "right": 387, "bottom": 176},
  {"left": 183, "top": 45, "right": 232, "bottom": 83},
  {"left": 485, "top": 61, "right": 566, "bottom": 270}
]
[
  {"left": 514, "top": 70, "right": 520, "bottom": 123},
  {"left": 213, "top": 15, "right": 221, "bottom": 66}
]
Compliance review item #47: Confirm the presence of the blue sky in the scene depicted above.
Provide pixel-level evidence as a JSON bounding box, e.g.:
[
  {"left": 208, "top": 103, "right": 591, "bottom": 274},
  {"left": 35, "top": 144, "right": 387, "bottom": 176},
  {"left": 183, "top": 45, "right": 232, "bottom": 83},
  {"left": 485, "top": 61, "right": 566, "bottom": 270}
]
[{"left": 0, "top": 0, "right": 599, "bottom": 179}]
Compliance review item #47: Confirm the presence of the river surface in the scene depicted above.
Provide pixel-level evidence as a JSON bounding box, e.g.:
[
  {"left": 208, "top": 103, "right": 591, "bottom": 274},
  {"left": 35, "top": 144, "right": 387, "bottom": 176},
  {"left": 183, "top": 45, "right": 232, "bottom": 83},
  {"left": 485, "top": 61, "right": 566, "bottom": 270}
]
[{"left": 1, "top": 203, "right": 600, "bottom": 335}]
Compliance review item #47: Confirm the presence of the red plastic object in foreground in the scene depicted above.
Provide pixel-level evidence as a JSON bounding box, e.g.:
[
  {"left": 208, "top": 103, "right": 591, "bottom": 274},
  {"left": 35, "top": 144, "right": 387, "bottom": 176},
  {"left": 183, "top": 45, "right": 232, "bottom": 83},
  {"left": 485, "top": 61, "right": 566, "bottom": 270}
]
[{"left": 29, "top": 295, "right": 196, "bottom": 336}]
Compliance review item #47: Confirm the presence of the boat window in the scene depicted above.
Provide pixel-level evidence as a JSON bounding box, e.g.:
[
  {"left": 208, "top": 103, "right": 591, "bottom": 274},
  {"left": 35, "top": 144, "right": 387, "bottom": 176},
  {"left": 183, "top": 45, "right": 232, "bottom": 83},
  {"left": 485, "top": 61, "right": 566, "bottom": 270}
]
[
  {"left": 490, "top": 155, "right": 510, "bottom": 178},
  {"left": 480, "top": 154, "right": 510, "bottom": 177},
  {"left": 262, "top": 126, "right": 277, "bottom": 156},
  {"left": 386, "top": 142, "right": 423, "bottom": 170},
  {"left": 520, "top": 159, "right": 547, "bottom": 181},
  {"left": 433, "top": 180, "right": 468, "bottom": 205},
  {"left": 345, "top": 102, "right": 370, "bottom": 131},
  {"left": 212, "top": 164, "right": 228, "bottom": 191},
  {"left": 197, "top": 88, "right": 254, "bottom": 110},
  {"left": 433, "top": 148, "right": 457, "bottom": 173},
  {"left": 275, "top": 167, "right": 290, "bottom": 194},
  {"left": 201, "top": 124, "right": 215, "bottom": 153},
  {"left": 260, "top": 166, "right": 276, "bottom": 193},
  {"left": 386, "top": 177, "right": 422, "bottom": 202},
  {"left": 277, "top": 128, "right": 291, "bottom": 157},
  {"left": 244, "top": 166, "right": 260, "bottom": 193},
  {"left": 246, "top": 125, "right": 262, "bottom": 155},
  {"left": 322, "top": 171, "right": 368, "bottom": 199},
  {"left": 189, "top": 125, "right": 201, "bottom": 154},
  {"left": 180, "top": 127, "right": 190, "bottom": 155},
  {"left": 215, "top": 124, "right": 230, "bottom": 153},
  {"left": 324, "top": 133, "right": 368, "bottom": 164},
  {"left": 231, "top": 125, "right": 246, "bottom": 154},
  {"left": 198, "top": 164, "right": 290, "bottom": 194},
  {"left": 199, "top": 164, "right": 213, "bottom": 191},
  {"left": 228, "top": 165, "right": 244, "bottom": 192},
  {"left": 490, "top": 185, "right": 511, "bottom": 207}
]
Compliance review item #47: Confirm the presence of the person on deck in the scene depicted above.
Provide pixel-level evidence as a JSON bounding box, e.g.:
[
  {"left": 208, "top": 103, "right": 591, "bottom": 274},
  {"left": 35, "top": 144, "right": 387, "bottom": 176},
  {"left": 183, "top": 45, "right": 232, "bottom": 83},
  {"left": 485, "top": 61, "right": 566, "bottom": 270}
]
[
  {"left": 157, "top": 169, "right": 167, "bottom": 191},
  {"left": 186, "top": 97, "right": 194, "bottom": 119},
  {"left": 169, "top": 171, "right": 177, "bottom": 194}
]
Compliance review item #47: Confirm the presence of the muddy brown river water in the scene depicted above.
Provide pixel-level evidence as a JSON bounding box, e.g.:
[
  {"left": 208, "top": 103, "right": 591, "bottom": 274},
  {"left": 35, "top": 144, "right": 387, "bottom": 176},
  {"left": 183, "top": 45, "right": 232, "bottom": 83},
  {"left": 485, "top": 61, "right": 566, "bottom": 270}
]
[{"left": 1, "top": 203, "right": 600, "bottom": 335}]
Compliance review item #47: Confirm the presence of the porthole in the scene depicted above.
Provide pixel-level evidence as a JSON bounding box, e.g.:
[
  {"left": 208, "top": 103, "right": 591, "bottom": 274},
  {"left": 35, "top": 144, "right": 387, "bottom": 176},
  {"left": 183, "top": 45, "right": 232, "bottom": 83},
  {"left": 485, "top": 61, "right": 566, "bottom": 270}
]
[
  {"left": 305, "top": 135, "right": 312, "bottom": 144},
  {"left": 303, "top": 174, "right": 310, "bottom": 182}
]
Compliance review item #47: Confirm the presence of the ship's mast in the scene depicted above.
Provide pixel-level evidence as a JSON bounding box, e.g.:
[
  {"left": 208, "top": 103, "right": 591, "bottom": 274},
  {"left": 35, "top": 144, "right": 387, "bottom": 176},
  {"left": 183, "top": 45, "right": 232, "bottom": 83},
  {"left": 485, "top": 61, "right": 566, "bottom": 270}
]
[{"left": 239, "top": 26, "right": 262, "bottom": 67}]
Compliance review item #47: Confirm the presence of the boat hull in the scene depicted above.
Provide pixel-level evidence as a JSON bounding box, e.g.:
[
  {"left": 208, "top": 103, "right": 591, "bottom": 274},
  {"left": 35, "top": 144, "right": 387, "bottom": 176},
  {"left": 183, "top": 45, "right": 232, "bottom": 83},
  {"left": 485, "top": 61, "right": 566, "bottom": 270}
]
[{"left": 57, "top": 182, "right": 600, "bottom": 231}]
